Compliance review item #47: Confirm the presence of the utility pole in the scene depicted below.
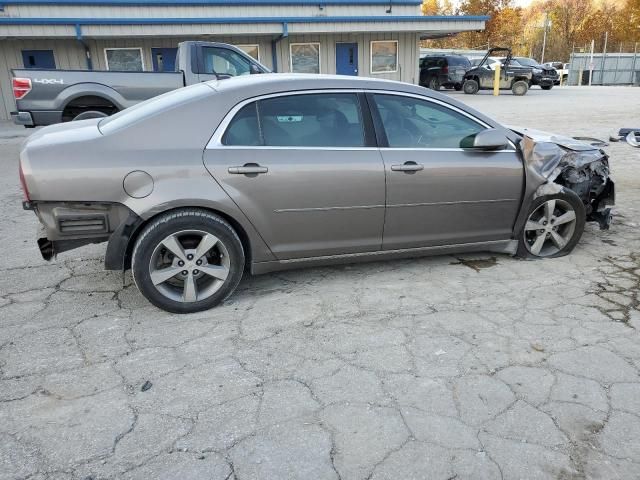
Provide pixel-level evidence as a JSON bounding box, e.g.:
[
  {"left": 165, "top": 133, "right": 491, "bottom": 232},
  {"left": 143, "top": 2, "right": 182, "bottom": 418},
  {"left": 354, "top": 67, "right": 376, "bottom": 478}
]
[
  {"left": 541, "top": 12, "right": 549, "bottom": 64},
  {"left": 588, "top": 39, "right": 595, "bottom": 86},
  {"left": 602, "top": 31, "right": 608, "bottom": 85}
]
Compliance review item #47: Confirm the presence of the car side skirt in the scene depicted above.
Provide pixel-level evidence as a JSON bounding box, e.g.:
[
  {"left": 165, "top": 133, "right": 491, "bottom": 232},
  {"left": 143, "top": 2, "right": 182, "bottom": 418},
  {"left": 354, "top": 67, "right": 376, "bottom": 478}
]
[{"left": 250, "top": 239, "right": 518, "bottom": 275}]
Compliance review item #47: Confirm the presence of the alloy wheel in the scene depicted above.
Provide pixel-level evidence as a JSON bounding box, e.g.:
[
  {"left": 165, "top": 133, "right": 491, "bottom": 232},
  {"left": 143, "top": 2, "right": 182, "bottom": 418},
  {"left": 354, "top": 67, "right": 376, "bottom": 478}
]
[
  {"left": 523, "top": 198, "right": 577, "bottom": 257},
  {"left": 148, "top": 229, "right": 230, "bottom": 303}
]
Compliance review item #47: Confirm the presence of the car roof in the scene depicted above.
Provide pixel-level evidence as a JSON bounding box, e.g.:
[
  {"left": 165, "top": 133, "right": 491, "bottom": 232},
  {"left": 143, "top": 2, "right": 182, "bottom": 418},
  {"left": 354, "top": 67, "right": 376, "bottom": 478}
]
[
  {"left": 209, "top": 73, "right": 429, "bottom": 97},
  {"left": 206, "top": 73, "right": 503, "bottom": 130}
]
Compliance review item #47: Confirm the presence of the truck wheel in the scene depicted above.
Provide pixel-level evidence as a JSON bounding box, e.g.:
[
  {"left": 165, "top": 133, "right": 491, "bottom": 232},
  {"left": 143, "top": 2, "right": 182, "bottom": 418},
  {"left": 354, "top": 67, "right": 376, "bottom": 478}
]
[
  {"left": 454, "top": 84, "right": 462, "bottom": 91},
  {"left": 541, "top": 85, "right": 553, "bottom": 90},
  {"left": 512, "top": 81, "right": 529, "bottom": 96},
  {"left": 72, "top": 110, "right": 109, "bottom": 121},
  {"left": 131, "top": 209, "right": 245, "bottom": 313},
  {"left": 517, "top": 191, "right": 585, "bottom": 259},
  {"left": 428, "top": 77, "right": 440, "bottom": 91},
  {"left": 463, "top": 79, "right": 479, "bottom": 95}
]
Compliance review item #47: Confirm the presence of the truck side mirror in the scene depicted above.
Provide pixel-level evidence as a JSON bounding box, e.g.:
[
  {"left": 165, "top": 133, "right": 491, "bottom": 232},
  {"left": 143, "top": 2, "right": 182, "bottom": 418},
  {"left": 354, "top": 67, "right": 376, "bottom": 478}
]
[{"left": 250, "top": 64, "right": 262, "bottom": 75}]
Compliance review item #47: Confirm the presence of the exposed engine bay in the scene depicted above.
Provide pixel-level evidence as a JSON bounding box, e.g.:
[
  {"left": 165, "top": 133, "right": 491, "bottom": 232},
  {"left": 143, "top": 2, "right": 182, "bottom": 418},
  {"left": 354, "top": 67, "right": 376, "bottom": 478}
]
[{"left": 512, "top": 127, "right": 615, "bottom": 230}]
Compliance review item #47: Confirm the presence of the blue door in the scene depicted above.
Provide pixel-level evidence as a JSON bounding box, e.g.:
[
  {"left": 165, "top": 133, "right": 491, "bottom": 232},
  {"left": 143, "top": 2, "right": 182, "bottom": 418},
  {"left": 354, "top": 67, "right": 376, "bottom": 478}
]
[
  {"left": 336, "top": 43, "right": 358, "bottom": 76},
  {"left": 22, "top": 50, "right": 56, "bottom": 69},
  {"left": 151, "top": 47, "right": 178, "bottom": 72}
]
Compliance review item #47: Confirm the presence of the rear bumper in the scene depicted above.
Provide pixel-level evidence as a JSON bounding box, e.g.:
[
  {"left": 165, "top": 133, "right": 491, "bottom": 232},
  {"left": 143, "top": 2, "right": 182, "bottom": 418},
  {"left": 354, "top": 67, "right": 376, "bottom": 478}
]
[
  {"left": 10, "top": 111, "right": 34, "bottom": 126},
  {"left": 11, "top": 110, "right": 63, "bottom": 127}
]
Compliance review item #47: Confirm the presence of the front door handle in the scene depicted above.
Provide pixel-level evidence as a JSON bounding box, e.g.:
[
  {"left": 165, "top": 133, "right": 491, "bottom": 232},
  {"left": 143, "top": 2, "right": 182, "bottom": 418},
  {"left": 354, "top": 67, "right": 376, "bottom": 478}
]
[
  {"left": 391, "top": 162, "right": 424, "bottom": 172},
  {"left": 228, "top": 164, "right": 269, "bottom": 175}
]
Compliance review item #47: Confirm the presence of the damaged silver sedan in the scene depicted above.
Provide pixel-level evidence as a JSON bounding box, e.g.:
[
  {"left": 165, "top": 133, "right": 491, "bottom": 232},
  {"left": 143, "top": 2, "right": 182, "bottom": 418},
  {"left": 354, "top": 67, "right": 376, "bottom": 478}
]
[{"left": 19, "top": 74, "right": 615, "bottom": 312}]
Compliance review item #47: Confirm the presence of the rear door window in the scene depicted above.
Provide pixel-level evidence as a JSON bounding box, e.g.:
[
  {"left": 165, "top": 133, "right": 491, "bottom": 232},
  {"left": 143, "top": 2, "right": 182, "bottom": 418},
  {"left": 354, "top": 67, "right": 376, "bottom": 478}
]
[
  {"left": 222, "top": 102, "right": 261, "bottom": 146},
  {"left": 258, "top": 93, "right": 365, "bottom": 147},
  {"left": 222, "top": 92, "right": 367, "bottom": 148}
]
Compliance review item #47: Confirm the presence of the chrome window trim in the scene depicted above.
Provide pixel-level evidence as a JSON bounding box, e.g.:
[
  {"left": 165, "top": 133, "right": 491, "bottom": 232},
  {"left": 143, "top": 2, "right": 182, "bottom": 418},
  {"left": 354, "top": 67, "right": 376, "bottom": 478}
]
[{"left": 207, "top": 88, "right": 517, "bottom": 152}]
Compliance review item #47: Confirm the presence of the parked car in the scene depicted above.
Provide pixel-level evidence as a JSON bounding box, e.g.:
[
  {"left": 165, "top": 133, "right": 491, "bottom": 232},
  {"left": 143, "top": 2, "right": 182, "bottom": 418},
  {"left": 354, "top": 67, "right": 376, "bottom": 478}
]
[
  {"left": 544, "top": 61, "right": 569, "bottom": 84},
  {"left": 507, "top": 57, "right": 559, "bottom": 89},
  {"left": 419, "top": 54, "right": 471, "bottom": 91},
  {"left": 20, "top": 74, "right": 615, "bottom": 313},
  {"left": 462, "top": 48, "right": 533, "bottom": 95},
  {"left": 10, "top": 41, "right": 269, "bottom": 127}
]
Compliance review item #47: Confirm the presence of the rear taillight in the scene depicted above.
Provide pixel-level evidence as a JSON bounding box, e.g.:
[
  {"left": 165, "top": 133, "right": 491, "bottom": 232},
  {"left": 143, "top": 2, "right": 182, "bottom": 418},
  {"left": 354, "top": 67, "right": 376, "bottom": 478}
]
[
  {"left": 442, "top": 66, "right": 449, "bottom": 74},
  {"left": 12, "top": 77, "right": 32, "bottom": 100},
  {"left": 19, "top": 163, "right": 30, "bottom": 201}
]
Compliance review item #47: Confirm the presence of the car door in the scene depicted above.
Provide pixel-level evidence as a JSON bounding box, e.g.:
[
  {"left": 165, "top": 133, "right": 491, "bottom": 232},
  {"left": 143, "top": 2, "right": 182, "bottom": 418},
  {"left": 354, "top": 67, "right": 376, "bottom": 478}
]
[
  {"left": 203, "top": 91, "right": 386, "bottom": 260},
  {"left": 368, "top": 92, "right": 523, "bottom": 250}
]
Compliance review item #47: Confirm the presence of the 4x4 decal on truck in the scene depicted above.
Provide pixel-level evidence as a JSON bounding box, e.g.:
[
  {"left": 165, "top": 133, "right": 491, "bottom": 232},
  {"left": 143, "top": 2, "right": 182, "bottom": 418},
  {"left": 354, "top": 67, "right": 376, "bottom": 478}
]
[{"left": 34, "top": 78, "right": 64, "bottom": 85}]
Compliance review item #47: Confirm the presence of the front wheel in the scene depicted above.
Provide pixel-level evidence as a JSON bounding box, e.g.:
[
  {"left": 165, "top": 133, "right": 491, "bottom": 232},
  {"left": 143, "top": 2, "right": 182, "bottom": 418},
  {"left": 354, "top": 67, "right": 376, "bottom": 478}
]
[
  {"left": 131, "top": 209, "right": 245, "bottom": 313},
  {"left": 511, "top": 80, "right": 529, "bottom": 96},
  {"left": 517, "top": 192, "right": 586, "bottom": 259},
  {"left": 463, "top": 79, "right": 479, "bottom": 94},
  {"left": 454, "top": 84, "right": 462, "bottom": 91}
]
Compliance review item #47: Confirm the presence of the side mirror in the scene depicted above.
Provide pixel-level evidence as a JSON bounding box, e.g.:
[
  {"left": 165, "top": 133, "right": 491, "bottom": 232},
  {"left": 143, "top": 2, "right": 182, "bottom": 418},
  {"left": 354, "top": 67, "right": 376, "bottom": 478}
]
[
  {"left": 250, "top": 64, "right": 262, "bottom": 75},
  {"left": 460, "top": 128, "right": 509, "bottom": 150}
]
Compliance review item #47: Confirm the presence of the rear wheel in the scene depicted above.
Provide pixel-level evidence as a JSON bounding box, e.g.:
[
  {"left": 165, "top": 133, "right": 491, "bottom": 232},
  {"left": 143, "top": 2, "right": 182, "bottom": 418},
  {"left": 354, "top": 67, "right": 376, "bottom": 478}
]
[
  {"left": 131, "top": 209, "right": 245, "bottom": 313},
  {"left": 512, "top": 80, "right": 529, "bottom": 96},
  {"left": 463, "top": 79, "right": 479, "bottom": 94},
  {"left": 72, "top": 110, "right": 108, "bottom": 121},
  {"left": 541, "top": 85, "right": 553, "bottom": 90},
  {"left": 428, "top": 77, "right": 440, "bottom": 91},
  {"left": 517, "top": 192, "right": 585, "bottom": 258}
]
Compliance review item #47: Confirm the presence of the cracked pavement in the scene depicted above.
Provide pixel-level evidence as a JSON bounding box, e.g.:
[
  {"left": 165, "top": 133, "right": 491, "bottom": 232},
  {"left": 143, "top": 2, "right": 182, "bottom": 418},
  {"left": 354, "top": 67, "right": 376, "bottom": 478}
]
[{"left": 1, "top": 86, "right": 640, "bottom": 479}]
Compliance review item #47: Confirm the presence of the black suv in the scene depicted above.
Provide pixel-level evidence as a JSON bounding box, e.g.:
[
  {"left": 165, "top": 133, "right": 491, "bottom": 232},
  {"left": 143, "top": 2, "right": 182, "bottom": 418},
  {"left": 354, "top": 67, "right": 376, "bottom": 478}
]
[
  {"left": 419, "top": 55, "right": 471, "bottom": 91},
  {"left": 503, "top": 57, "right": 558, "bottom": 89}
]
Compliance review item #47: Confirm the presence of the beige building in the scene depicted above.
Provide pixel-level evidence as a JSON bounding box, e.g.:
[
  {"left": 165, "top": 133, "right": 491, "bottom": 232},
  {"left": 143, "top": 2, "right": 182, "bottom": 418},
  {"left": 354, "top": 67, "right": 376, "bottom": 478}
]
[{"left": 0, "top": 0, "right": 488, "bottom": 121}]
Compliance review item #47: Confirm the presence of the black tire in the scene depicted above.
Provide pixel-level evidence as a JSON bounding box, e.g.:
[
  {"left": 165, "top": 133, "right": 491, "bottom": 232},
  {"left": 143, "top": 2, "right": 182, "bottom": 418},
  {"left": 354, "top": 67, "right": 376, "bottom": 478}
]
[
  {"left": 428, "top": 77, "right": 440, "bottom": 91},
  {"left": 517, "top": 191, "right": 586, "bottom": 259},
  {"left": 72, "top": 110, "right": 109, "bottom": 121},
  {"left": 463, "top": 79, "right": 479, "bottom": 95},
  {"left": 541, "top": 85, "right": 553, "bottom": 90},
  {"left": 131, "top": 209, "right": 245, "bottom": 313},
  {"left": 511, "top": 80, "right": 529, "bottom": 96},
  {"left": 454, "top": 84, "right": 462, "bottom": 91}
]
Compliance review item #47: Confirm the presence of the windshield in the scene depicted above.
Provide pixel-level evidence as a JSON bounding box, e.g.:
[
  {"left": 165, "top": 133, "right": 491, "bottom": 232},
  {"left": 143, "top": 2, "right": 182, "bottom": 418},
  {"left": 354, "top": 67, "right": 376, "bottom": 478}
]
[
  {"left": 514, "top": 57, "right": 539, "bottom": 67},
  {"left": 447, "top": 56, "right": 470, "bottom": 67}
]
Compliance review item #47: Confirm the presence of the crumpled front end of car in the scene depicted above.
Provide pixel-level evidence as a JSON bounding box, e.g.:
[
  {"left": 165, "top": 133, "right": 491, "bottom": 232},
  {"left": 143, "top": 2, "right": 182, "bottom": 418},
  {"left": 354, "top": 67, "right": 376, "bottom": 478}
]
[{"left": 516, "top": 129, "right": 615, "bottom": 229}]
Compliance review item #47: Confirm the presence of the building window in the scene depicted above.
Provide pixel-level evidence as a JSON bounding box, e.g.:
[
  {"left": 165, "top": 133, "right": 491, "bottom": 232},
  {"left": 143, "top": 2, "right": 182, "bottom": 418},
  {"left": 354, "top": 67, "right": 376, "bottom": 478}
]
[
  {"left": 290, "top": 43, "right": 320, "bottom": 74},
  {"left": 104, "top": 48, "right": 144, "bottom": 71},
  {"left": 370, "top": 40, "right": 398, "bottom": 74},
  {"left": 236, "top": 45, "right": 260, "bottom": 61}
]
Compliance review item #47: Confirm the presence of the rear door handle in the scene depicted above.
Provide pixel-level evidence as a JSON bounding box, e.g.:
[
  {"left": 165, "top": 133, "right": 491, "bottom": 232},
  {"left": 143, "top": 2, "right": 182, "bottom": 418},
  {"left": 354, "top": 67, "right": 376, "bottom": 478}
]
[
  {"left": 391, "top": 162, "right": 424, "bottom": 172},
  {"left": 228, "top": 164, "right": 269, "bottom": 174}
]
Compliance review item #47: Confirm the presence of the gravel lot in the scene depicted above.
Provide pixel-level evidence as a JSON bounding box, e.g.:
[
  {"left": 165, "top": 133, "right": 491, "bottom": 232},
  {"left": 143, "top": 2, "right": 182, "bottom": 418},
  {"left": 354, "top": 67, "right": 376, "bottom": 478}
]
[{"left": 1, "top": 86, "right": 640, "bottom": 480}]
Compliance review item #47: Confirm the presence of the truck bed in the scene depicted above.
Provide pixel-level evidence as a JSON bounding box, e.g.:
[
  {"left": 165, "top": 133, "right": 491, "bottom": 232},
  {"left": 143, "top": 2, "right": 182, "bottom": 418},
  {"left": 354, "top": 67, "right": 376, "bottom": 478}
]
[{"left": 12, "top": 68, "right": 185, "bottom": 126}]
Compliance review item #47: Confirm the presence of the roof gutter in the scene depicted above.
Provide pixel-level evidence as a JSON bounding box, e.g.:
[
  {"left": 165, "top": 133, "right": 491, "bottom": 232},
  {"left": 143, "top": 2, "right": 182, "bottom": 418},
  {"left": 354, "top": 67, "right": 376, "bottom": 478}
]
[{"left": 0, "top": 15, "right": 491, "bottom": 25}]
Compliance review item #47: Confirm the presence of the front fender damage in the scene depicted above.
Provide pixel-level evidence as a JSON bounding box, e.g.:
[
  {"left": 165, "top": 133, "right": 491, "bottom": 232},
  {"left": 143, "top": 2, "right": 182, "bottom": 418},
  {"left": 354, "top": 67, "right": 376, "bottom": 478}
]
[{"left": 519, "top": 132, "right": 615, "bottom": 230}]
